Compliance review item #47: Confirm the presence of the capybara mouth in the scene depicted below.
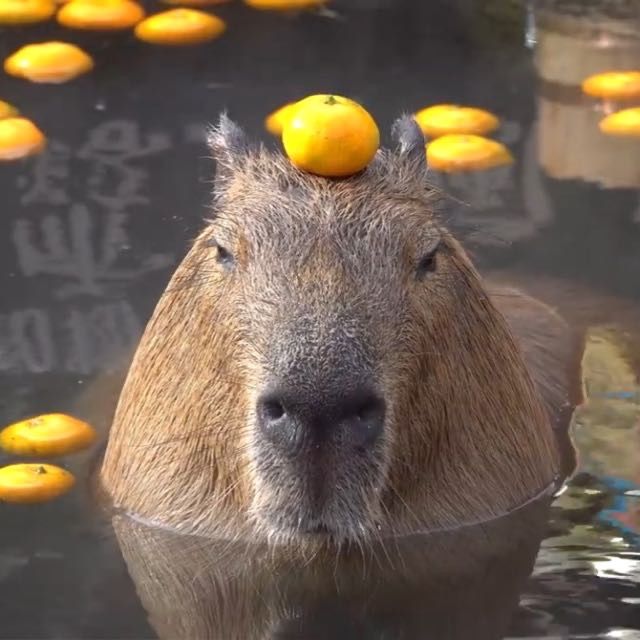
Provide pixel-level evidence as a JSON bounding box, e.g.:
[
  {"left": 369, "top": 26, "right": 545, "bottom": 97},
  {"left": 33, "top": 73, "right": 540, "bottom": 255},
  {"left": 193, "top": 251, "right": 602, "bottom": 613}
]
[
  {"left": 251, "top": 442, "right": 387, "bottom": 544},
  {"left": 255, "top": 500, "right": 376, "bottom": 544}
]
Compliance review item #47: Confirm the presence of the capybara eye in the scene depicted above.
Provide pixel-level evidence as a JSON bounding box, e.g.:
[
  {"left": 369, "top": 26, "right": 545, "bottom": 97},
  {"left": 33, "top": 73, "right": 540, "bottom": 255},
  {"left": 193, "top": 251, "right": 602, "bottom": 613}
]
[
  {"left": 416, "top": 246, "right": 438, "bottom": 279},
  {"left": 214, "top": 241, "right": 235, "bottom": 270}
]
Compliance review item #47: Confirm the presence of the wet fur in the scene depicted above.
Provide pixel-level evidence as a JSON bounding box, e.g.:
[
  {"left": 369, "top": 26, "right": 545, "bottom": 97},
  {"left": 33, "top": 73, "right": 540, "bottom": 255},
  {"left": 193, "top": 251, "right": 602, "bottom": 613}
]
[
  {"left": 101, "top": 116, "right": 563, "bottom": 545},
  {"left": 112, "top": 489, "right": 553, "bottom": 640}
]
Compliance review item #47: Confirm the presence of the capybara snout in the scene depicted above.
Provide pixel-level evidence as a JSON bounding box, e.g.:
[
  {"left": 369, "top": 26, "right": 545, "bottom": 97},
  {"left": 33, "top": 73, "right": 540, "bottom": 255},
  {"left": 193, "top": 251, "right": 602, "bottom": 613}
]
[
  {"left": 244, "top": 238, "right": 403, "bottom": 540},
  {"left": 252, "top": 364, "right": 389, "bottom": 539}
]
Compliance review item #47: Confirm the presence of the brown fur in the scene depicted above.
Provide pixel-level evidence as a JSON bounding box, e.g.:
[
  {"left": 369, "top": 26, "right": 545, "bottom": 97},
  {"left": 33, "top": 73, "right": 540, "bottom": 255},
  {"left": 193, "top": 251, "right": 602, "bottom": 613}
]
[
  {"left": 112, "top": 488, "right": 553, "bottom": 640},
  {"left": 100, "top": 117, "right": 564, "bottom": 544}
]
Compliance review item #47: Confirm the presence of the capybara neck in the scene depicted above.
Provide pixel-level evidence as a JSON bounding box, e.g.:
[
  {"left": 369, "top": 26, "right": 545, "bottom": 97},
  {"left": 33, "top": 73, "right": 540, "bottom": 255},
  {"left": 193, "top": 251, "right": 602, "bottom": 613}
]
[{"left": 112, "top": 490, "right": 553, "bottom": 640}]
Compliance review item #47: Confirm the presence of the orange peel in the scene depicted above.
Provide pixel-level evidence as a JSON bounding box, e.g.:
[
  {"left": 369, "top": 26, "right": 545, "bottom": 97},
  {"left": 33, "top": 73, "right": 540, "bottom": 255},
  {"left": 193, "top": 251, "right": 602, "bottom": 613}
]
[
  {"left": 426, "top": 134, "right": 513, "bottom": 173},
  {"left": 414, "top": 104, "right": 499, "bottom": 139},
  {"left": 0, "top": 117, "right": 46, "bottom": 161},
  {"left": 0, "top": 0, "right": 55, "bottom": 24},
  {"left": 265, "top": 101, "right": 299, "bottom": 136},
  {"left": 0, "top": 413, "right": 97, "bottom": 456},
  {"left": 244, "top": 0, "right": 326, "bottom": 9},
  {"left": 57, "top": 0, "right": 145, "bottom": 30},
  {"left": 599, "top": 107, "right": 640, "bottom": 138},
  {"left": 134, "top": 8, "right": 226, "bottom": 45},
  {"left": 582, "top": 71, "right": 640, "bottom": 101},
  {"left": 4, "top": 42, "right": 94, "bottom": 84},
  {"left": 0, "top": 464, "right": 75, "bottom": 504},
  {"left": 282, "top": 94, "right": 379, "bottom": 178}
]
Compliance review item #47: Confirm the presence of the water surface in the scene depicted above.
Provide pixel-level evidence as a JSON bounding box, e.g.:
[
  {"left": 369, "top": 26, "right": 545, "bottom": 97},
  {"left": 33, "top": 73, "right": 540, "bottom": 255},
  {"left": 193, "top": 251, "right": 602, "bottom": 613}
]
[{"left": 0, "top": 0, "right": 639, "bottom": 637}]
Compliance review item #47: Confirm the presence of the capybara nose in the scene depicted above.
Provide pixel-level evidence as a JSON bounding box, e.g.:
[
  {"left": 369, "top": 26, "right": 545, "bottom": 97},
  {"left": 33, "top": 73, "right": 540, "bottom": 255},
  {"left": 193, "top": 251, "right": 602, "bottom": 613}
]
[{"left": 256, "top": 386, "right": 386, "bottom": 456}]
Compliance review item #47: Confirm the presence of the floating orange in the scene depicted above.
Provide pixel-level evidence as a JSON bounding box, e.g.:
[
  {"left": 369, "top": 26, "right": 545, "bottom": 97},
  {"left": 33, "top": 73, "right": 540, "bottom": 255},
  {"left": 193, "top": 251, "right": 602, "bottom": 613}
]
[
  {"left": 5, "top": 42, "right": 94, "bottom": 84},
  {"left": 0, "top": 464, "right": 75, "bottom": 503},
  {"left": 161, "top": 0, "right": 229, "bottom": 5},
  {"left": 282, "top": 94, "right": 379, "bottom": 178},
  {"left": 134, "top": 8, "right": 225, "bottom": 45},
  {"left": 57, "top": 0, "right": 144, "bottom": 30},
  {"left": 265, "top": 101, "right": 299, "bottom": 136},
  {"left": 0, "top": 0, "right": 55, "bottom": 23},
  {"left": 426, "top": 134, "right": 513, "bottom": 173},
  {"left": 244, "top": 0, "right": 325, "bottom": 9},
  {"left": 582, "top": 71, "right": 640, "bottom": 101},
  {"left": 0, "top": 413, "right": 97, "bottom": 456},
  {"left": 0, "top": 100, "right": 18, "bottom": 120},
  {"left": 414, "top": 104, "right": 499, "bottom": 139},
  {"left": 599, "top": 107, "right": 640, "bottom": 138},
  {"left": 0, "top": 117, "right": 46, "bottom": 161}
]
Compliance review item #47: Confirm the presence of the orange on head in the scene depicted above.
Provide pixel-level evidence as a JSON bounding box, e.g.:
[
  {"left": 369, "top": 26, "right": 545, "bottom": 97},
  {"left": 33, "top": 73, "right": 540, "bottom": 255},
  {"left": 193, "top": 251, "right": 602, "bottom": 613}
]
[
  {"left": 414, "top": 104, "right": 499, "bottom": 139},
  {"left": 0, "top": 117, "right": 46, "bottom": 161},
  {"left": 0, "top": 0, "right": 55, "bottom": 24},
  {"left": 134, "top": 8, "right": 226, "bottom": 45},
  {"left": 57, "top": 0, "right": 145, "bottom": 30},
  {"left": 4, "top": 41, "right": 94, "bottom": 84},
  {"left": 426, "top": 134, "right": 513, "bottom": 173},
  {"left": 282, "top": 94, "right": 379, "bottom": 178},
  {"left": 582, "top": 71, "right": 640, "bottom": 101}
]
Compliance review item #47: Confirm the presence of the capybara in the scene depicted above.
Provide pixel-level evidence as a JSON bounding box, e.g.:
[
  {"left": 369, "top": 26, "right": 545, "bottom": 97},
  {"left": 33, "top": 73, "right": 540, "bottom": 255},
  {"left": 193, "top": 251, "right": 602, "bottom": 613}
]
[{"left": 100, "top": 115, "right": 579, "bottom": 546}]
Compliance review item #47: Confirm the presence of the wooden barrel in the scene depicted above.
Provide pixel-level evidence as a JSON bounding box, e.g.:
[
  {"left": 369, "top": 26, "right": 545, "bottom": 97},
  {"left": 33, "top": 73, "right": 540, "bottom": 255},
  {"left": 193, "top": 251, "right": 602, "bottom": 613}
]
[{"left": 534, "top": 4, "right": 640, "bottom": 188}]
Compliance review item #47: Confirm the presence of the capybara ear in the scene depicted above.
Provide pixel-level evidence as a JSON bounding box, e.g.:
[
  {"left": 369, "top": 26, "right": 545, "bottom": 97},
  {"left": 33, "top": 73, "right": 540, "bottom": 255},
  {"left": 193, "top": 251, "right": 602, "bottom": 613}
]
[
  {"left": 208, "top": 113, "right": 250, "bottom": 189},
  {"left": 391, "top": 114, "right": 426, "bottom": 166}
]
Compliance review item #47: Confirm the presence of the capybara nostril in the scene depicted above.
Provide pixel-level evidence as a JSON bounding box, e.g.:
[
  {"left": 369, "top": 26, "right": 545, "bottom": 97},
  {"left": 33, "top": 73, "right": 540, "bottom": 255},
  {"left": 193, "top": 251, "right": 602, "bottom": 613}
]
[
  {"left": 261, "top": 399, "right": 286, "bottom": 422},
  {"left": 348, "top": 393, "right": 386, "bottom": 448},
  {"left": 256, "top": 386, "right": 385, "bottom": 456},
  {"left": 257, "top": 394, "right": 297, "bottom": 454}
]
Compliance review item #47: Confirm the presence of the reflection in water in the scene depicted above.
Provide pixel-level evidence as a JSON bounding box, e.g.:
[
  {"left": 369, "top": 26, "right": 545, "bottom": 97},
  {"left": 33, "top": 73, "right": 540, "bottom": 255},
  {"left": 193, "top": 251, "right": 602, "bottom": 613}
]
[
  {"left": 13, "top": 205, "right": 170, "bottom": 299},
  {"left": 576, "top": 328, "right": 640, "bottom": 487},
  {"left": 437, "top": 0, "right": 639, "bottom": 258},
  {"left": 112, "top": 492, "right": 554, "bottom": 640},
  {"left": 523, "top": 12, "right": 640, "bottom": 621},
  {"left": 518, "top": 324, "right": 640, "bottom": 637},
  {"left": 534, "top": 0, "right": 640, "bottom": 189}
]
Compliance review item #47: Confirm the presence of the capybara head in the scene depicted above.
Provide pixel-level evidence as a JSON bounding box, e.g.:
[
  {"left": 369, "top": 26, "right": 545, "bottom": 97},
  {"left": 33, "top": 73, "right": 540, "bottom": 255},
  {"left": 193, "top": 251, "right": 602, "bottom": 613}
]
[{"left": 100, "top": 115, "right": 559, "bottom": 546}]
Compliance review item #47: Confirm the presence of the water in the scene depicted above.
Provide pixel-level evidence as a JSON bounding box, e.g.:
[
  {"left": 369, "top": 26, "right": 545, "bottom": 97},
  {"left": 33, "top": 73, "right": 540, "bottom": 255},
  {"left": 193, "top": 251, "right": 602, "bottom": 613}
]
[{"left": 0, "top": 0, "right": 639, "bottom": 637}]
